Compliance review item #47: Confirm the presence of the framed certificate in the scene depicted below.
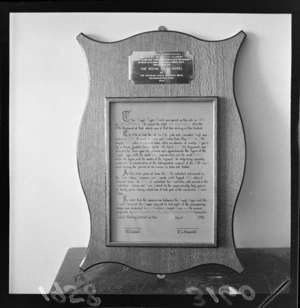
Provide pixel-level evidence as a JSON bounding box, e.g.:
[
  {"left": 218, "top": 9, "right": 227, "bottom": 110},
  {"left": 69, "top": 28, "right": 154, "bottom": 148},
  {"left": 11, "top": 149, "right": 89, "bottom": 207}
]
[{"left": 105, "top": 97, "right": 217, "bottom": 247}]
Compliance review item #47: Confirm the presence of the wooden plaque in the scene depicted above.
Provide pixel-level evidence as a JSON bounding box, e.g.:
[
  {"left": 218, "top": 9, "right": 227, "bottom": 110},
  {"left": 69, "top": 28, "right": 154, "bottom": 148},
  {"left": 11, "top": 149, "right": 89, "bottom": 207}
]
[{"left": 77, "top": 29, "right": 246, "bottom": 273}]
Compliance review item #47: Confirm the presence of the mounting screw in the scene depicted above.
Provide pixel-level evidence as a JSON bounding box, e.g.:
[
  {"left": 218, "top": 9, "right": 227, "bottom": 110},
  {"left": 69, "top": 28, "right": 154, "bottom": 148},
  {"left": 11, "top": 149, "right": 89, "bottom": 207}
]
[{"left": 158, "top": 26, "right": 167, "bottom": 31}]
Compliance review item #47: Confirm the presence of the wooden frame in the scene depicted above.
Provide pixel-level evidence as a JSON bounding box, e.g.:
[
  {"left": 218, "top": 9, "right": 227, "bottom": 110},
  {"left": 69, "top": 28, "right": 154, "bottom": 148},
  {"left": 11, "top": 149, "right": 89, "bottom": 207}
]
[
  {"left": 104, "top": 97, "right": 218, "bottom": 247},
  {"left": 77, "top": 29, "right": 246, "bottom": 273}
]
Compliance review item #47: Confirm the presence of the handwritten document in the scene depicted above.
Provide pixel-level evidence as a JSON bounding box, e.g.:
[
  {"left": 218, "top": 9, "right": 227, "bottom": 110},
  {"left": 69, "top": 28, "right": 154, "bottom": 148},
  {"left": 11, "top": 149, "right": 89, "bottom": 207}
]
[{"left": 109, "top": 101, "right": 216, "bottom": 245}]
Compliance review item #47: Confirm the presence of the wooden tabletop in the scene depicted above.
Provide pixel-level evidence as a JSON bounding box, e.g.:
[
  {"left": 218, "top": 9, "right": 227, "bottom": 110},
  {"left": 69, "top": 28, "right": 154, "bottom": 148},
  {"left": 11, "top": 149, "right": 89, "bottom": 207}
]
[{"left": 51, "top": 247, "right": 290, "bottom": 296}]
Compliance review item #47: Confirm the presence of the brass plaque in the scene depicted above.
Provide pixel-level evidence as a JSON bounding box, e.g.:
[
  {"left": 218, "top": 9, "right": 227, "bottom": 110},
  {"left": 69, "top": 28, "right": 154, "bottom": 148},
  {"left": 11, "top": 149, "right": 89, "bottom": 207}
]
[{"left": 129, "top": 51, "right": 193, "bottom": 84}]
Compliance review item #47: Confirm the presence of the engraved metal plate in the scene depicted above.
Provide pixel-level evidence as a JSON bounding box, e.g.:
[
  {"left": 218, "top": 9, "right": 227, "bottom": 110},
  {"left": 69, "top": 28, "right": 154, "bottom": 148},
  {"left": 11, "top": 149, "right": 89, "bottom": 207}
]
[{"left": 129, "top": 51, "right": 194, "bottom": 84}]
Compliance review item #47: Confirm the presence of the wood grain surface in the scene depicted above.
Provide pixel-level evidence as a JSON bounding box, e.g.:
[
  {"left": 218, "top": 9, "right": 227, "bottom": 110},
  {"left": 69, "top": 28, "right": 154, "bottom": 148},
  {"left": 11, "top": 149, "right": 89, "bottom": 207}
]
[
  {"left": 52, "top": 248, "right": 290, "bottom": 295},
  {"left": 76, "top": 29, "right": 246, "bottom": 273}
]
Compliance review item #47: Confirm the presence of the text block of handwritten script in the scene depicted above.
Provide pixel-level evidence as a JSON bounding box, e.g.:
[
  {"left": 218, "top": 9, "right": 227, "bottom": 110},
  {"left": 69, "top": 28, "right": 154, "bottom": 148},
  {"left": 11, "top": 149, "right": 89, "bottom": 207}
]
[{"left": 107, "top": 99, "right": 217, "bottom": 246}]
